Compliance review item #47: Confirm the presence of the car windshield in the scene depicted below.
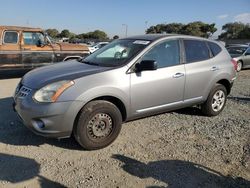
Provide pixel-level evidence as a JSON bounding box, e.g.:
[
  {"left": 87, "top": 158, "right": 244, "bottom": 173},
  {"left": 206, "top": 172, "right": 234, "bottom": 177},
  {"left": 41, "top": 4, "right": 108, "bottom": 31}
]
[
  {"left": 82, "top": 39, "right": 151, "bottom": 67},
  {"left": 227, "top": 47, "right": 247, "bottom": 55}
]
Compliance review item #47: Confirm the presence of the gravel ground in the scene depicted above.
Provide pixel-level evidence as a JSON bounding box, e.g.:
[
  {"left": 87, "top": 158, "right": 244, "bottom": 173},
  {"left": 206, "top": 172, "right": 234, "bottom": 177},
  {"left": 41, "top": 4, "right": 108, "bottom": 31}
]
[{"left": 0, "top": 70, "right": 249, "bottom": 188}]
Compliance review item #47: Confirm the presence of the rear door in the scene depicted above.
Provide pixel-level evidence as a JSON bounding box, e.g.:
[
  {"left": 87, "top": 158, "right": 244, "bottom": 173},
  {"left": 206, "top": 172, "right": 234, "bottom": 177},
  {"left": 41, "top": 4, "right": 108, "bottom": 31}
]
[
  {"left": 21, "top": 31, "right": 54, "bottom": 68},
  {"left": 183, "top": 39, "right": 216, "bottom": 101},
  {"left": 0, "top": 30, "right": 21, "bottom": 70}
]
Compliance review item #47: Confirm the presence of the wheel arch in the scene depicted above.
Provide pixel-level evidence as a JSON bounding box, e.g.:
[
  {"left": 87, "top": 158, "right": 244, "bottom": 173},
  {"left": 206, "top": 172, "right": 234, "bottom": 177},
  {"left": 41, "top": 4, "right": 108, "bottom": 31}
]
[
  {"left": 216, "top": 79, "right": 231, "bottom": 95},
  {"left": 73, "top": 95, "right": 127, "bottom": 133}
]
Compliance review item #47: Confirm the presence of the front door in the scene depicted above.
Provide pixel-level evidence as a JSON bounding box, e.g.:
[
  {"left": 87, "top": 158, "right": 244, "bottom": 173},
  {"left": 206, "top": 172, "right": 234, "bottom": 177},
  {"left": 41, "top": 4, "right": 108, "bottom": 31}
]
[
  {"left": 130, "top": 39, "right": 185, "bottom": 116},
  {"left": 21, "top": 31, "right": 54, "bottom": 68}
]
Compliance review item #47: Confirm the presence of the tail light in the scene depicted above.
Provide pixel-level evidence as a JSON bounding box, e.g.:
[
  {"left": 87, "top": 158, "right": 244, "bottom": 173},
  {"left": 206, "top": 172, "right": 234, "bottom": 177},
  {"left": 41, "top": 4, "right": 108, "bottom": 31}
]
[{"left": 231, "top": 58, "right": 238, "bottom": 71}]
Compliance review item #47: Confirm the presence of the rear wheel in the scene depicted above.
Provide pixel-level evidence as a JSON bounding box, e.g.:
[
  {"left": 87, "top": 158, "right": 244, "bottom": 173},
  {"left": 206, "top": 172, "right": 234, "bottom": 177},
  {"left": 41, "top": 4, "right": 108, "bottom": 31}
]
[
  {"left": 74, "top": 100, "right": 122, "bottom": 150},
  {"left": 201, "top": 84, "right": 227, "bottom": 116},
  {"left": 237, "top": 61, "right": 243, "bottom": 72}
]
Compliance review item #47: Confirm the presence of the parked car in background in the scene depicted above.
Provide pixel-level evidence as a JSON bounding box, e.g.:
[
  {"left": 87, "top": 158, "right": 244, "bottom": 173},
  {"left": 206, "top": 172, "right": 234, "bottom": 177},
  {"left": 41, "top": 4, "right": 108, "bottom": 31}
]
[
  {"left": 0, "top": 26, "right": 89, "bottom": 72},
  {"left": 227, "top": 45, "right": 250, "bottom": 71},
  {"left": 88, "top": 42, "right": 109, "bottom": 53},
  {"left": 14, "top": 34, "right": 236, "bottom": 150}
]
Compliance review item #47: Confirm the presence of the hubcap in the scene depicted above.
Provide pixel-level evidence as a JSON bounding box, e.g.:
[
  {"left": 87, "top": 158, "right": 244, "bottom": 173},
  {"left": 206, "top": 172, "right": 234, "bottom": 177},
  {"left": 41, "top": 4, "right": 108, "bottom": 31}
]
[
  {"left": 87, "top": 113, "right": 113, "bottom": 139},
  {"left": 237, "top": 62, "right": 242, "bottom": 71},
  {"left": 212, "top": 90, "right": 225, "bottom": 112}
]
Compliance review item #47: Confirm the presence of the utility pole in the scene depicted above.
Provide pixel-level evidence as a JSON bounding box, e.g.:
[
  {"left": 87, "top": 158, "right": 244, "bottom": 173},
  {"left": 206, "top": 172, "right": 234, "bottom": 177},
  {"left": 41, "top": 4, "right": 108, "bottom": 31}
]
[
  {"left": 145, "top": 21, "right": 148, "bottom": 34},
  {"left": 122, "top": 24, "right": 128, "bottom": 37}
]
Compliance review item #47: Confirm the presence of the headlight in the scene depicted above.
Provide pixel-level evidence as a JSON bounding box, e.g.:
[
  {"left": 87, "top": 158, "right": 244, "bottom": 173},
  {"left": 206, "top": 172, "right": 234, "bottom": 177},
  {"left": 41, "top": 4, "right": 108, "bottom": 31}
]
[{"left": 33, "top": 80, "right": 74, "bottom": 103}]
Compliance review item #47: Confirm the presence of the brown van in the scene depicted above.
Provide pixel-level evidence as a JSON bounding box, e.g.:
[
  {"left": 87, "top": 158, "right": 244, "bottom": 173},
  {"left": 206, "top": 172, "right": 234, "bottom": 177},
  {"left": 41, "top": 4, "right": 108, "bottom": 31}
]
[{"left": 0, "top": 26, "right": 89, "bottom": 71}]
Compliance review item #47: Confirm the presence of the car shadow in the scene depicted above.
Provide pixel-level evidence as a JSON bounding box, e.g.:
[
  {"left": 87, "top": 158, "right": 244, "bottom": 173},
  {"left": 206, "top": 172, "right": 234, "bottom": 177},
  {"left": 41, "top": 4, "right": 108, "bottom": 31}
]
[
  {"left": 112, "top": 154, "right": 250, "bottom": 188},
  {"left": 0, "top": 97, "right": 82, "bottom": 150},
  {"left": 0, "top": 153, "right": 66, "bottom": 187},
  {"left": 228, "top": 96, "right": 250, "bottom": 103},
  {"left": 173, "top": 106, "right": 204, "bottom": 116}
]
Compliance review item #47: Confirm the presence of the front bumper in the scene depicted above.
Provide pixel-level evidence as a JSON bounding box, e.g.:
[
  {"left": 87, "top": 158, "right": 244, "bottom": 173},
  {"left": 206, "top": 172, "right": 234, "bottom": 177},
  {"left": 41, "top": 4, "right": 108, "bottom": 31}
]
[{"left": 13, "top": 89, "right": 83, "bottom": 138}]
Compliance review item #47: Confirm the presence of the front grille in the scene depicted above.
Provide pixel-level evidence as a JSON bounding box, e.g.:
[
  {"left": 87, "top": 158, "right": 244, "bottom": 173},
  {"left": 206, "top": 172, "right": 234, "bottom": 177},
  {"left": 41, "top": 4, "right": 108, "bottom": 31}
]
[{"left": 16, "top": 86, "right": 32, "bottom": 99}]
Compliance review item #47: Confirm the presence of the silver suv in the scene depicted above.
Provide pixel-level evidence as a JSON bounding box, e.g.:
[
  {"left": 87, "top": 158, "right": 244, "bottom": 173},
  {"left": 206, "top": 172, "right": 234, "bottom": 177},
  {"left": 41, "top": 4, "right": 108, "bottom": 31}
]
[{"left": 14, "top": 34, "right": 237, "bottom": 150}]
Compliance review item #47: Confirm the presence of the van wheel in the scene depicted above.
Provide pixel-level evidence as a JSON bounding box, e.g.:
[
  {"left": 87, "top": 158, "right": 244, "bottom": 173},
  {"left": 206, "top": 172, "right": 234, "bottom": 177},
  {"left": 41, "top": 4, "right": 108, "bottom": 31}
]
[
  {"left": 74, "top": 100, "right": 122, "bottom": 150},
  {"left": 201, "top": 84, "right": 227, "bottom": 116}
]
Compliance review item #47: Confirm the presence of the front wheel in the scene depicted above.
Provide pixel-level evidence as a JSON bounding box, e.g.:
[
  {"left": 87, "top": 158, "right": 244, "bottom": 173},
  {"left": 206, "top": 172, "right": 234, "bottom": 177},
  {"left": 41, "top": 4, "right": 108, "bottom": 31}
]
[
  {"left": 74, "top": 100, "right": 122, "bottom": 150},
  {"left": 201, "top": 84, "right": 227, "bottom": 116}
]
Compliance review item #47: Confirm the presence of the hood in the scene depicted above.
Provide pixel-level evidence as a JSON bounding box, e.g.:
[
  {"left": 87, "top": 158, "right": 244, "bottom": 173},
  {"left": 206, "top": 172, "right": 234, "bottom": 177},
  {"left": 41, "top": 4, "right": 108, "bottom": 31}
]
[
  {"left": 58, "top": 43, "right": 89, "bottom": 51},
  {"left": 22, "top": 61, "right": 112, "bottom": 89}
]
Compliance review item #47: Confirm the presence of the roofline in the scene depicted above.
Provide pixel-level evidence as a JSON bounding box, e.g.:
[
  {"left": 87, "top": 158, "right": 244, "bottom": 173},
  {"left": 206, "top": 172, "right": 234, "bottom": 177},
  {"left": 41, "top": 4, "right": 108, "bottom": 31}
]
[
  {"left": 0, "top": 25, "right": 43, "bottom": 31},
  {"left": 123, "top": 34, "right": 217, "bottom": 42}
]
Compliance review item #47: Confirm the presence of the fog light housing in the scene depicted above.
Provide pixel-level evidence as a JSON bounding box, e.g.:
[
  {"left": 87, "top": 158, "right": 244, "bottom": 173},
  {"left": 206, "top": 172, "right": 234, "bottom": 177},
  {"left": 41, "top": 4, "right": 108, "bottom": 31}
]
[{"left": 33, "top": 120, "right": 45, "bottom": 130}]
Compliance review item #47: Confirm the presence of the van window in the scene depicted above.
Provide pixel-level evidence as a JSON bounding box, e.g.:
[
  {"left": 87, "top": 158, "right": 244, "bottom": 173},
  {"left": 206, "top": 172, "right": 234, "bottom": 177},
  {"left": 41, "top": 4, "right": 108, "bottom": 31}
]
[
  {"left": 184, "top": 40, "right": 210, "bottom": 63},
  {"left": 208, "top": 42, "right": 222, "bottom": 56},
  {"left": 23, "top": 32, "right": 45, "bottom": 45},
  {"left": 3, "top": 31, "right": 18, "bottom": 44},
  {"left": 142, "top": 40, "right": 180, "bottom": 68}
]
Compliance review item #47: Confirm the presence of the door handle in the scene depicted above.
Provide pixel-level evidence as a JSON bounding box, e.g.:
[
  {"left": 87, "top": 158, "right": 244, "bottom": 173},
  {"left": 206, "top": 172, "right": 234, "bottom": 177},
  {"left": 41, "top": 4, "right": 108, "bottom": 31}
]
[
  {"left": 173, "top": 72, "right": 184, "bottom": 78},
  {"left": 22, "top": 48, "right": 31, "bottom": 50},
  {"left": 210, "top": 66, "right": 219, "bottom": 71}
]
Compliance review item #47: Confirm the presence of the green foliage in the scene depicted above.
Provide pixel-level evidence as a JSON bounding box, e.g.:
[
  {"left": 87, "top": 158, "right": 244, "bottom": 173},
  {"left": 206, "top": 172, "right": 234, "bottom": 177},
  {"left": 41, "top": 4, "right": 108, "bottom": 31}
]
[
  {"left": 60, "top": 29, "right": 71, "bottom": 38},
  {"left": 146, "top": 21, "right": 217, "bottom": 38},
  {"left": 45, "top": 29, "right": 59, "bottom": 38},
  {"left": 77, "top": 30, "right": 108, "bottom": 40},
  {"left": 218, "top": 22, "right": 250, "bottom": 39}
]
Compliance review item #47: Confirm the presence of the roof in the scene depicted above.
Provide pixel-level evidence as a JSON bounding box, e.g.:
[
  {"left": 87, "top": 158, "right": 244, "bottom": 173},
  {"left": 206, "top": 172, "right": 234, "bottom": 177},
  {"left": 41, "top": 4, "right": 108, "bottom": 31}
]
[
  {"left": 125, "top": 34, "right": 177, "bottom": 41},
  {"left": 124, "top": 34, "right": 214, "bottom": 42},
  {"left": 0, "top": 25, "right": 42, "bottom": 32},
  {"left": 227, "top": 44, "right": 249, "bottom": 48}
]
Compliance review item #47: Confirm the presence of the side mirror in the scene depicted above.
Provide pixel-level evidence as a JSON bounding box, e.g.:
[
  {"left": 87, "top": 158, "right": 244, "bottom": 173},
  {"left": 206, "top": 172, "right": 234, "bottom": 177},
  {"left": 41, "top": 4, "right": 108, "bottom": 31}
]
[
  {"left": 37, "top": 39, "right": 46, "bottom": 47},
  {"left": 135, "top": 60, "right": 157, "bottom": 72},
  {"left": 245, "top": 52, "right": 250, "bottom": 56}
]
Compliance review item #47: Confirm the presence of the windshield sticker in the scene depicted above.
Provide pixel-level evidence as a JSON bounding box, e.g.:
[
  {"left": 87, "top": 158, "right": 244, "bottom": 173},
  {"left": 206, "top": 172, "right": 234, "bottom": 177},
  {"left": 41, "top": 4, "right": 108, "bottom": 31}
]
[{"left": 133, "top": 40, "right": 150, "bottom": 45}]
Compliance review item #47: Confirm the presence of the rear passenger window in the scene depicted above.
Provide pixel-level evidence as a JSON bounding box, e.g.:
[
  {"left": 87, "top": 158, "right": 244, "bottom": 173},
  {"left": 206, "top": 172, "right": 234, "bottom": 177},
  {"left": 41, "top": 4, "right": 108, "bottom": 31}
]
[
  {"left": 208, "top": 42, "right": 222, "bottom": 56},
  {"left": 3, "top": 31, "right": 18, "bottom": 44},
  {"left": 184, "top": 40, "right": 210, "bottom": 63}
]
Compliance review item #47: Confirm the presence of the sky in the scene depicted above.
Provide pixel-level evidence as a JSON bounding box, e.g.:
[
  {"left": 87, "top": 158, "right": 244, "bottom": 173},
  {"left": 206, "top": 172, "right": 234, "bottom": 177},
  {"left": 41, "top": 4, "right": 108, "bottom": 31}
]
[{"left": 0, "top": 0, "right": 250, "bottom": 38}]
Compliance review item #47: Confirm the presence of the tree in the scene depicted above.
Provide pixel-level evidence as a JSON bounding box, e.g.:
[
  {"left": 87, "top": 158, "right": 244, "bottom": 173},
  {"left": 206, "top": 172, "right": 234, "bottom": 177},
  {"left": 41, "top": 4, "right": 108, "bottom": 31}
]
[
  {"left": 113, "top": 35, "right": 119, "bottom": 39},
  {"left": 165, "top": 23, "right": 184, "bottom": 34},
  {"left": 89, "top": 30, "right": 108, "bottom": 40},
  {"left": 218, "top": 22, "right": 250, "bottom": 39},
  {"left": 146, "top": 24, "right": 165, "bottom": 34},
  {"left": 60, "top": 29, "right": 71, "bottom": 38},
  {"left": 77, "top": 30, "right": 108, "bottom": 40},
  {"left": 146, "top": 21, "right": 217, "bottom": 38},
  {"left": 45, "top": 29, "right": 59, "bottom": 38}
]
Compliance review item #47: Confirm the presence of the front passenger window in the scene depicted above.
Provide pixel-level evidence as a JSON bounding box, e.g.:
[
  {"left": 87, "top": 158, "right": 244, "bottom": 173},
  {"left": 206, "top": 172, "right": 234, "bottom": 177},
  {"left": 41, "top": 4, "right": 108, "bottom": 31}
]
[
  {"left": 142, "top": 40, "right": 180, "bottom": 68},
  {"left": 23, "top": 32, "right": 45, "bottom": 46}
]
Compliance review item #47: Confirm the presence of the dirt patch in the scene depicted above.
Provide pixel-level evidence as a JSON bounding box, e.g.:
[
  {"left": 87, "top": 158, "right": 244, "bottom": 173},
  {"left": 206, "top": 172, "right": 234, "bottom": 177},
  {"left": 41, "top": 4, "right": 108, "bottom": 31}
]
[{"left": 0, "top": 70, "right": 249, "bottom": 188}]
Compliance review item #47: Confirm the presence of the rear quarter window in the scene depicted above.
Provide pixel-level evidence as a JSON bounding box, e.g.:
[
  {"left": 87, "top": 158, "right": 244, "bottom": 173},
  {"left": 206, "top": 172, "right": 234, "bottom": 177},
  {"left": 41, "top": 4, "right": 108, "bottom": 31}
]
[
  {"left": 3, "top": 31, "right": 18, "bottom": 44},
  {"left": 184, "top": 40, "right": 210, "bottom": 63},
  {"left": 208, "top": 42, "right": 222, "bottom": 57}
]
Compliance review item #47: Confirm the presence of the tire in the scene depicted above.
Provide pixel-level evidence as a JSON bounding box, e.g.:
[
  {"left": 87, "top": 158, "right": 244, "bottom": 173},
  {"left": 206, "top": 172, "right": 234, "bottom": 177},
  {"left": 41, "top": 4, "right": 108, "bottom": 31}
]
[
  {"left": 74, "top": 100, "right": 122, "bottom": 150},
  {"left": 237, "top": 61, "right": 242, "bottom": 72},
  {"left": 201, "top": 84, "right": 227, "bottom": 116}
]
